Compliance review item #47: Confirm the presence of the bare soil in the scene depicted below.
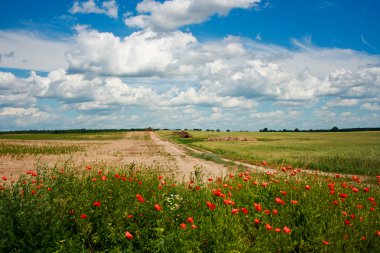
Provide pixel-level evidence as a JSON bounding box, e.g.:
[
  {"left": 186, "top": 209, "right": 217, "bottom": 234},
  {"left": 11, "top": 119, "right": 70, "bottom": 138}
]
[{"left": 0, "top": 131, "right": 227, "bottom": 182}]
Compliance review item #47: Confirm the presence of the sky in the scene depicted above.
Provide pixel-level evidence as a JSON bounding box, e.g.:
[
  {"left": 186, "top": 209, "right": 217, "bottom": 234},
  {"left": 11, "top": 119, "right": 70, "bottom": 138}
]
[{"left": 0, "top": 0, "right": 380, "bottom": 131}]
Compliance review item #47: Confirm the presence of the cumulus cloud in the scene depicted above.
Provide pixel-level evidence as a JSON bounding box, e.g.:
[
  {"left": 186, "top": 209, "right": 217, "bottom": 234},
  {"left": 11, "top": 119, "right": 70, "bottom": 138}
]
[
  {"left": 0, "top": 30, "right": 68, "bottom": 71},
  {"left": 326, "top": 98, "right": 359, "bottom": 107},
  {"left": 361, "top": 102, "right": 380, "bottom": 111},
  {"left": 70, "top": 0, "right": 118, "bottom": 18},
  {"left": 124, "top": 0, "right": 260, "bottom": 31}
]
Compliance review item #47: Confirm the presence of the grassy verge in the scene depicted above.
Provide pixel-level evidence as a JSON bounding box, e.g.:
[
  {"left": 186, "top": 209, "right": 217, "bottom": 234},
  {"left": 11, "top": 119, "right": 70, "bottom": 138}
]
[
  {"left": 159, "top": 130, "right": 380, "bottom": 176},
  {"left": 0, "top": 143, "right": 84, "bottom": 158},
  {"left": 0, "top": 163, "right": 379, "bottom": 252}
]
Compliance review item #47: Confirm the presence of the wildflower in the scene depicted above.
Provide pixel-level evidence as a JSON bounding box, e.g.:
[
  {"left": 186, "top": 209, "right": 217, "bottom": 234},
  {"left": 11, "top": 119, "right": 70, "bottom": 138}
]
[
  {"left": 322, "top": 240, "right": 329, "bottom": 245},
  {"left": 47, "top": 187, "right": 52, "bottom": 191},
  {"left": 254, "top": 219, "right": 260, "bottom": 224},
  {"left": 31, "top": 171, "right": 38, "bottom": 177},
  {"left": 363, "top": 187, "right": 370, "bottom": 193},
  {"left": 125, "top": 231, "right": 134, "bottom": 240},
  {"left": 280, "top": 191, "right": 287, "bottom": 195},
  {"left": 339, "top": 193, "right": 348, "bottom": 198},
  {"left": 273, "top": 209, "right": 278, "bottom": 215},
  {"left": 208, "top": 178, "right": 213, "bottom": 182},
  {"left": 265, "top": 223, "right": 273, "bottom": 230},
  {"left": 262, "top": 182, "right": 268, "bottom": 187},
  {"left": 136, "top": 194, "right": 144, "bottom": 203},
  {"left": 242, "top": 207, "right": 249, "bottom": 214},
  {"left": 375, "top": 231, "right": 380, "bottom": 237},
  {"left": 275, "top": 228, "right": 281, "bottom": 233},
  {"left": 101, "top": 176, "right": 107, "bottom": 181},
  {"left": 262, "top": 161, "right": 268, "bottom": 166},
  {"left": 154, "top": 204, "right": 162, "bottom": 212},
  {"left": 80, "top": 214, "right": 87, "bottom": 219},
  {"left": 1, "top": 176, "right": 7, "bottom": 181},
  {"left": 31, "top": 190, "right": 36, "bottom": 195},
  {"left": 253, "top": 203, "right": 262, "bottom": 212},
  {"left": 91, "top": 178, "right": 97, "bottom": 182},
  {"left": 191, "top": 224, "right": 197, "bottom": 229},
  {"left": 187, "top": 217, "right": 194, "bottom": 223},
  {"left": 332, "top": 200, "right": 339, "bottom": 205},
  {"left": 264, "top": 209, "right": 270, "bottom": 215},
  {"left": 283, "top": 226, "right": 291, "bottom": 234},
  {"left": 158, "top": 175, "right": 164, "bottom": 179},
  {"left": 231, "top": 208, "right": 240, "bottom": 214},
  {"left": 114, "top": 173, "right": 120, "bottom": 179},
  {"left": 128, "top": 214, "right": 133, "bottom": 219},
  {"left": 86, "top": 165, "right": 92, "bottom": 170},
  {"left": 344, "top": 219, "right": 350, "bottom": 225},
  {"left": 206, "top": 201, "right": 216, "bottom": 211},
  {"left": 290, "top": 200, "right": 298, "bottom": 205},
  {"left": 180, "top": 223, "right": 187, "bottom": 229},
  {"left": 275, "top": 197, "right": 285, "bottom": 205},
  {"left": 352, "top": 187, "right": 359, "bottom": 193},
  {"left": 93, "top": 201, "right": 101, "bottom": 207},
  {"left": 305, "top": 185, "right": 311, "bottom": 190}
]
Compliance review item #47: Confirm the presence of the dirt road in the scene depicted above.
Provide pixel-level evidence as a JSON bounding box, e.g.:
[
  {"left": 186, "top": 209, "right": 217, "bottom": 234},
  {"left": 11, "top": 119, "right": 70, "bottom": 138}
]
[{"left": 0, "top": 131, "right": 228, "bottom": 182}]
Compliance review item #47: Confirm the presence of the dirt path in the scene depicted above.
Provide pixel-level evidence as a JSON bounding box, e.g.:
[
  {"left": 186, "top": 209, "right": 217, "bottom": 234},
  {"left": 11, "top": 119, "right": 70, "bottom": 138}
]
[{"left": 0, "top": 131, "right": 228, "bottom": 182}]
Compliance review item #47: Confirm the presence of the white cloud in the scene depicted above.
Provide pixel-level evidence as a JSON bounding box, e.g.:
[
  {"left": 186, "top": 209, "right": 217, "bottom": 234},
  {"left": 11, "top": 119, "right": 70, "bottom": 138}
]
[
  {"left": 0, "top": 31, "right": 68, "bottom": 71},
  {"left": 361, "top": 102, "right": 380, "bottom": 111},
  {"left": 326, "top": 98, "right": 359, "bottom": 107},
  {"left": 70, "top": 0, "right": 118, "bottom": 18},
  {"left": 124, "top": 0, "right": 260, "bottom": 31}
]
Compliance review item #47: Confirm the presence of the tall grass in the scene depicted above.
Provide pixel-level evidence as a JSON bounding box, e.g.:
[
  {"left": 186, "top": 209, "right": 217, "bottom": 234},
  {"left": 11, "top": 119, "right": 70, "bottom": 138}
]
[
  {"left": 0, "top": 143, "right": 83, "bottom": 158},
  {"left": 0, "top": 163, "right": 379, "bottom": 252}
]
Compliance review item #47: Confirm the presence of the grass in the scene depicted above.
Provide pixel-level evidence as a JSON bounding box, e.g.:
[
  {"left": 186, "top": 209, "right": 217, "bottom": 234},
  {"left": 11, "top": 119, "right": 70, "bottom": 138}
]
[
  {"left": 159, "top": 130, "right": 380, "bottom": 176},
  {"left": 0, "top": 143, "right": 84, "bottom": 158},
  {"left": 0, "top": 163, "right": 379, "bottom": 252},
  {"left": 0, "top": 132, "right": 125, "bottom": 141}
]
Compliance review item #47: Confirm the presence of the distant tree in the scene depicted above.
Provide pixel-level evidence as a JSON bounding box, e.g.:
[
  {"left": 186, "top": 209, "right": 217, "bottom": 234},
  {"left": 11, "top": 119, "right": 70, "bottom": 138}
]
[
  {"left": 294, "top": 128, "right": 300, "bottom": 132},
  {"left": 226, "top": 129, "right": 230, "bottom": 132},
  {"left": 216, "top": 129, "right": 220, "bottom": 132},
  {"left": 331, "top": 126, "right": 339, "bottom": 132},
  {"left": 262, "top": 128, "right": 268, "bottom": 132},
  {"left": 283, "top": 129, "right": 287, "bottom": 132}
]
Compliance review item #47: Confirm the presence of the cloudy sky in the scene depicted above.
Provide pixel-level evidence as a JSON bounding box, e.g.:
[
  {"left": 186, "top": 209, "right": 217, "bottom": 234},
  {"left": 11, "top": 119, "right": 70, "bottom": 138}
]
[{"left": 0, "top": 0, "right": 380, "bottom": 131}]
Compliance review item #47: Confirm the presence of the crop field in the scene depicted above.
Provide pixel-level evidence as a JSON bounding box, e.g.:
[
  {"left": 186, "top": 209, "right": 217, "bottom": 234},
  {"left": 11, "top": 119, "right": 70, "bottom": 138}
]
[
  {"left": 0, "top": 131, "right": 379, "bottom": 252},
  {"left": 159, "top": 131, "right": 380, "bottom": 176},
  {"left": 0, "top": 132, "right": 125, "bottom": 141}
]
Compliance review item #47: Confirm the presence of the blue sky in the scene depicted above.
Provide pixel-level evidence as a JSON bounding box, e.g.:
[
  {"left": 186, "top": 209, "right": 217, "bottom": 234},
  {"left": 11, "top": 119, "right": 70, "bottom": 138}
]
[{"left": 1, "top": 0, "right": 380, "bottom": 131}]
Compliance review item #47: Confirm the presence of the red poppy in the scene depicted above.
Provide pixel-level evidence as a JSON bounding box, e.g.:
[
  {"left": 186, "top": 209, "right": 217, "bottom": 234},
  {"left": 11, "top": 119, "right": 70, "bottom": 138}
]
[
  {"left": 91, "top": 178, "right": 97, "bottom": 182},
  {"left": 283, "top": 226, "right": 291, "bottom": 234},
  {"left": 264, "top": 209, "right": 270, "bottom": 215},
  {"left": 275, "top": 228, "right": 281, "bottom": 233},
  {"left": 86, "top": 165, "right": 92, "bottom": 170},
  {"left": 208, "top": 178, "right": 213, "bottom": 182},
  {"left": 262, "top": 182, "right": 268, "bottom": 187},
  {"left": 80, "top": 214, "right": 87, "bottom": 219},
  {"left": 93, "top": 201, "right": 101, "bottom": 207},
  {"left": 291, "top": 200, "right": 298, "bottom": 205},
  {"left": 114, "top": 173, "right": 120, "bottom": 179},
  {"left": 352, "top": 187, "right": 359, "bottom": 193},
  {"left": 1, "top": 176, "right": 7, "bottom": 181},
  {"left": 180, "top": 223, "right": 187, "bottom": 229},
  {"left": 265, "top": 223, "right": 273, "bottom": 230},
  {"left": 361, "top": 236, "right": 366, "bottom": 241},
  {"left": 363, "top": 187, "right": 370, "bottom": 193},
  {"left": 191, "top": 224, "right": 197, "bottom": 229},
  {"left": 275, "top": 197, "right": 285, "bottom": 205},
  {"left": 272, "top": 209, "right": 278, "bottom": 215},
  {"left": 31, "top": 190, "right": 36, "bottom": 195},
  {"left": 344, "top": 219, "right": 350, "bottom": 225},
  {"left": 375, "top": 231, "right": 380, "bottom": 237},
  {"left": 262, "top": 161, "right": 268, "bottom": 166},
  {"left": 322, "top": 240, "right": 329, "bottom": 245},
  {"left": 206, "top": 201, "right": 216, "bottom": 211},
  {"left": 158, "top": 175, "right": 164, "bottom": 179},
  {"left": 187, "top": 217, "right": 194, "bottom": 223},
  {"left": 339, "top": 193, "right": 348, "bottom": 198},
  {"left": 47, "top": 187, "right": 52, "bottom": 191},
  {"left": 154, "top": 204, "right": 162, "bottom": 212},
  {"left": 31, "top": 171, "right": 38, "bottom": 177},
  {"left": 253, "top": 203, "right": 262, "bottom": 212},
  {"left": 136, "top": 194, "right": 144, "bottom": 203},
  {"left": 231, "top": 208, "right": 239, "bottom": 214},
  {"left": 254, "top": 219, "right": 260, "bottom": 224},
  {"left": 101, "top": 176, "right": 107, "bottom": 181},
  {"left": 125, "top": 231, "right": 134, "bottom": 240},
  {"left": 305, "top": 185, "right": 311, "bottom": 190},
  {"left": 128, "top": 214, "right": 133, "bottom": 219},
  {"left": 280, "top": 191, "right": 287, "bottom": 195},
  {"left": 241, "top": 207, "right": 249, "bottom": 214}
]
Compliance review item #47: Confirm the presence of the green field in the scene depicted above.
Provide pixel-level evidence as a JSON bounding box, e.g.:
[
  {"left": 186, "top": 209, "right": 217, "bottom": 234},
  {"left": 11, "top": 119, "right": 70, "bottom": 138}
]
[
  {"left": 0, "top": 132, "right": 125, "bottom": 141},
  {"left": 159, "top": 131, "right": 380, "bottom": 176}
]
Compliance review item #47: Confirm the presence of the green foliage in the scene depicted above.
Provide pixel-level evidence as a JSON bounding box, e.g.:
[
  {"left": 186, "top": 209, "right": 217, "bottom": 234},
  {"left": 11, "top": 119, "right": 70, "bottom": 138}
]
[
  {"left": 159, "top": 130, "right": 380, "bottom": 176},
  {"left": 0, "top": 143, "right": 83, "bottom": 157},
  {"left": 0, "top": 163, "right": 379, "bottom": 252}
]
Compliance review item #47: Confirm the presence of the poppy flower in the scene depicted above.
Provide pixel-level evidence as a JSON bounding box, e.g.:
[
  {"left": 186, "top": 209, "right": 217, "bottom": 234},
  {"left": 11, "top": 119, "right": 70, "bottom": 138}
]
[
  {"left": 283, "top": 226, "right": 291, "bottom": 234},
  {"left": 187, "top": 217, "right": 194, "bottom": 223},
  {"left": 125, "top": 231, "right": 134, "bottom": 240},
  {"left": 80, "top": 214, "right": 87, "bottom": 219},
  {"left": 158, "top": 175, "right": 164, "bottom": 179},
  {"left": 1, "top": 176, "right": 7, "bottom": 181},
  {"left": 361, "top": 236, "right": 366, "bottom": 241},
  {"left": 262, "top": 161, "right": 268, "bottom": 166},
  {"left": 275, "top": 228, "right": 281, "bottom": 233},
  {"left": 253, "top": 203, "right": 262, "bottom": 212},
  {"left": 154, "top": 204, "right": 162, "bottom": 212},
  {"left": 180, "top": 223, "right": 187, "bottom": 229},
  {"left": 264, "top": 209, "right": 270, "bottom": 215},
  {"left": 275, "top": 197, "right": 285, "bottom": 205},
  {"left": 375, "top": 230, "right": 380, "bottom": 237},
  {"left": 191, "top": 224, "right": 197, "bottom": 229},
  {"left": 101, "top": 176, "right": 107, "bottom": 181},
  {"left": 305, "top": 185, "right": 311, "bottom": 190},
  {"left": 128, "top": 214, "right": 133, "bottom": 219},
  {"left": 114, "top": 173, "right": 120, "bottom": 179},
  {"left": 339, "top": 193, "right": 348, "bottom": 198},
  {"left": 241, "top": 207, "right": 249, "bottom": 214},
  {"left": 47, "top": 187, "right": 52, "bottom": 191},
  {"left": 93, "top": 201, "right": 101, "bottom": 207},
  {"left": 272, "top": 209, "right": 278, "bottom": 215},
  {"left": 231, "top": 208, "right": 239, "bottom": 214},
  {"left": 31, "top": 171, "right": 38, "bottom": 177},
  {"left": 206, "top": 201, "right": 216, "bottom": 211},
  {"left": 352, "top": 187, "right": 359, "bottom": 193},
  {"left": 363, "top": 187, "right": 370, "bottom": 193},
  {"left": 91, "top": 178, "right": 97, "bottom": 182},
  {"left": 322, "top": 240, "right": 329, "bottom": 245},
  {"left": 291, "top": 200, "right": 298, "bottom": 205},
  {"left": 344, "top": 219, "right": 350, "bottom": 225},
  {"left": 136, "top": 194, "right": 145, "bottom": 203},
  {"left": 254, "top": 219, "right": 260, "bottom": 224},
  {"left": 265, "top": 223, "right": 273, "bottom": 230},
  {"left": 280, "top": 191, "right": 287, "bottom": 195},
  {"left": 262, "top": 182, "right": 268, "bottom": 187}
]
